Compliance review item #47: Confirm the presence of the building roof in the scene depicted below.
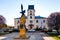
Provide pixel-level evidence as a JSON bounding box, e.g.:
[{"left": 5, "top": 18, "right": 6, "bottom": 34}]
[
  {"left": 14, "top": 16, "right": 46, "bottom": 19},
  {"left": 28, "top": 5, "right": 34, "bottom": 10},
  {"left": 35, "top": 16, "right": 46, "bottom": 19}
]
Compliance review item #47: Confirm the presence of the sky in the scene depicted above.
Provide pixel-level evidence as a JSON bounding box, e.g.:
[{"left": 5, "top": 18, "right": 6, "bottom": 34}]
[{"left": 0, "top": 0, "right": 60, "bottom": 26}]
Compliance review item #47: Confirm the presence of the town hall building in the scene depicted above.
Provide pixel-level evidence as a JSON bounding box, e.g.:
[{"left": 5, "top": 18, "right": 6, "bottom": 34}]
[{"left": 14, "top": 5, "right": 48, "bottom": 30}]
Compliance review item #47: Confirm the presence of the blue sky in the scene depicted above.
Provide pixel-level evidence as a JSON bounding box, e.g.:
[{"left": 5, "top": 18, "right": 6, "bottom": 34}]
[{"left": 0, "top": 0, "right": 60, "bottom": 26}]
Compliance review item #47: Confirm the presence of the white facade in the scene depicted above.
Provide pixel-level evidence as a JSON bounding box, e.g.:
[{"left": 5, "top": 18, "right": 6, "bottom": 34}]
[{"left": 14, "top": 5, "right": 48, "bottom": 30}]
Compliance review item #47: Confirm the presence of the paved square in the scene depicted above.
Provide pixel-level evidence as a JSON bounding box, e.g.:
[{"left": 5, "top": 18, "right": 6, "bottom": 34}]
[{"left": 0, "top": 32, "right": 44, "bottom": 40}]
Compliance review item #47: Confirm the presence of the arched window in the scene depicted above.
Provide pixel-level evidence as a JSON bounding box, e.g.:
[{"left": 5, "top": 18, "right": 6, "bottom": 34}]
[
  {"left": 17, "top": 20, "right": 19, "bottom": 24},
  {"left": 43, "top": 20, "right": 45, "bottom": 23},
  {"left": 30, "top": 16, "right": 32, "bottom": 19},
  {"left": 30, "top": 11, "right": 32, "bottom": 15},
  {"left": 30, "top": 11, "right": 32, "bottom": 12},
  {"left": 30, "top": 20, "right": 33, "bottom": 23},
  {"left": 30, "top": 13, "right": 32, "bottom": 15},
  {"left": 36, "top": 20, "right": 38, "bottom": 23}
]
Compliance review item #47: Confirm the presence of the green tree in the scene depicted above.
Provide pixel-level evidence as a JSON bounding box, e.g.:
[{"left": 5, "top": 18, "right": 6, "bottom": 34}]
[
  {"left": 4, "top": 24, "right": 7, "bottom": 28},
  {"left": 0, "top": 15, "right": 6, "bottom": 31},
  {"left": 0, "top": 23, "right": 2, "bottom": 29}
]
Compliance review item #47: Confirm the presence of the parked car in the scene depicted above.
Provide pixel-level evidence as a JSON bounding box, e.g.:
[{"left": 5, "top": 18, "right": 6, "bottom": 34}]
[
  {"left": 48, "top": 29, "right": 52, "bottom": 32},
  {"left": 0, "top": 29, "right": 3, "bottom": 33},
  {"left": 4, "top": 29, "right": 9, "bottom": 32},
  {"left": 41, "top": 28, "right": 48, "bottom": 33},
  {"left": 28, "top": 29, "right": 35, "bottom": 32},
  {"left": 8, "top": 28, "right": 13, "bottom": 33},
  {"left": 9, "top": 29, "right": 13, "bottom": 33},
  {"left": 12, "top": 28, "right": 19, "bottom": 32}
]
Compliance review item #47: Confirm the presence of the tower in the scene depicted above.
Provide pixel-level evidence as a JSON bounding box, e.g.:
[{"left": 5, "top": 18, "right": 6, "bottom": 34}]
[{"left": 27, "top": 5, "right": 35, "bottom": 29}]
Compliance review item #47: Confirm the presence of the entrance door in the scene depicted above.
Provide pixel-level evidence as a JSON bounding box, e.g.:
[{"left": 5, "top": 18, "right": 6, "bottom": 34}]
[{"left": 28, "top": 24, "right": 34, "bottom": 29}]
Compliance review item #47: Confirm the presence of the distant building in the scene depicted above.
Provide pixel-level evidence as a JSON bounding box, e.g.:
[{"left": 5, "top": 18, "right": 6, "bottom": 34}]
[{"left": 14, "top": 5, "right": 48, "bottom": 30}]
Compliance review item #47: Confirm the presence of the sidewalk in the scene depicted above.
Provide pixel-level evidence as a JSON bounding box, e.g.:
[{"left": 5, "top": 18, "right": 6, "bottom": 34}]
[
  {"left": 41, "top": 33, "right": 55, "bottom": 40},
  {"left": 0, "top": 32, "right": 56, "bottom": 40},
  {"left": 0, "top": 36, "right": 7, "bottom": 40}
]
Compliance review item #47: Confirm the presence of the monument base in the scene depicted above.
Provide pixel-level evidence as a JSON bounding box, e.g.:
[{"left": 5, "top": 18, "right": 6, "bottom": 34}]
[{"left": 14, "top": 35, "right": 30, "bottom": 40}]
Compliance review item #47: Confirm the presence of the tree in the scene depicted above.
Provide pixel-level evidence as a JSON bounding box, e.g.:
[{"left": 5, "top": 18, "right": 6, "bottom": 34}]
[
  {"left": 55, "top": 14, "right": 60, "bottom": 35},
  {"left": 4, "top": 24, "right": 7, "bottom": 28},
  {"left": 0, "top": 15, "right": 6, "bottom": 29},
  {"left": 47, "top": 13, "right": 56, "bottom": 30},
  {"left": 0, "top": 23, "right": 2, "bottom": 29},
  {"left": 47, "top": 12, "right": 60, "bottom": 35}
]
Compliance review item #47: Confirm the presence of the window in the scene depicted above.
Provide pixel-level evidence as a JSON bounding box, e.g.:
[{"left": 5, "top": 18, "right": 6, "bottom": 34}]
[
  {"left": 30, "top": 11, "right": 32, "bottom": 12},
  {"left": 30, "top": 11, "right": 32, "bottom": 15},
  {"left": 30, "top": 20, "right": 33, "bottom": 23},
  {"left": 30, "top": 16, "right": 32, "bottom": 19},
  {"left": 0, "top": 18, "right": 2, "bottom": 20},
  {"left": 36, "top": 20, "right": 38, "bottom": 23},
  {"left": 43, "top": 20, "right": 45, "bottom": 23},
  {"left": 30, "top": 13, "right": 32, "bottom": 15},
  {"left": 17, "top": 20, "right": 19, "bottom": 24}
]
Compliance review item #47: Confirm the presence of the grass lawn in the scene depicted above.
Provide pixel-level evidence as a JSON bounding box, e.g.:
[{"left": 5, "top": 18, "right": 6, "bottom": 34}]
[
  {"left": 0, "top": 32, "right": 9, "bottom": 36},
  {"left": 53, "top": 36, "right": 60, "bottom": 40},
  {"left": 47, "top": 32, "right": 60, "bottom": 40}
]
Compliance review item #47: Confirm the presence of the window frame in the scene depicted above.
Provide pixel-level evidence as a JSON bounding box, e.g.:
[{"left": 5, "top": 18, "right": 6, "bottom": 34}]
[
  {"left": 36, "top": 20, "right": 38, "bottom": 23},
  {"left": 30, "top": 16, "right": 32, "bottom": 19},
  {"left": 43, "top": 20, "right": 45, "bottom": 23},
  {"left": 30, "top": 20, "right": 33, "bottom": 23}
]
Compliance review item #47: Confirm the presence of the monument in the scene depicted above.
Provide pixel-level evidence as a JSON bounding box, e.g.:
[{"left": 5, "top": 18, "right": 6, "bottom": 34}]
[
  {"left": 19, "top": 4, "right": 27, "bottom": 38},
  {"left": 14, "top": 4, "right": 30, "bottom": 40}
]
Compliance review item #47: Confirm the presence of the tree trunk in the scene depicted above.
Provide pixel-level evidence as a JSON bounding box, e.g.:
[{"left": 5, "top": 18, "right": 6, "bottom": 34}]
[
  {"left": 56, "top": 29, "right": 59, "bottom": 35},
  {"left": 56, "top": 25, "right": 59, "bottom": 35}
]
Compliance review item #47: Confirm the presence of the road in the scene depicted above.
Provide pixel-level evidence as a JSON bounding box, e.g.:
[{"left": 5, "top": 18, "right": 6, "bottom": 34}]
[{"left": 0, "top": 32, "right": 44, "bottom": 40}]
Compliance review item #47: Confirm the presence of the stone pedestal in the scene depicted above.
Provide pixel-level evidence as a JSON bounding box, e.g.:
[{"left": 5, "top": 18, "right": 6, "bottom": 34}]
[
  {"left": 14, "top": 35, "right": 30, "bottom": 40},
  {"left": 14, "top": 27, "right": 30, "bottom": 40}
]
